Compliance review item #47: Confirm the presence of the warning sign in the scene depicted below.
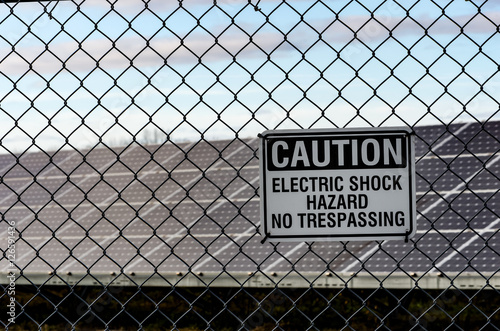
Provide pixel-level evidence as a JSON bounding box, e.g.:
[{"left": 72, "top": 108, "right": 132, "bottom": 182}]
[{"left": 259, "top": 127, "right": 416, "bottom": 242}]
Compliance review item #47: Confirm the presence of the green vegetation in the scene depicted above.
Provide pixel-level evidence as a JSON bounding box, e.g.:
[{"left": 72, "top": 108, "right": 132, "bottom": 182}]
[{"left": 2, "top": 285, "right": 499, "bottom": 330}]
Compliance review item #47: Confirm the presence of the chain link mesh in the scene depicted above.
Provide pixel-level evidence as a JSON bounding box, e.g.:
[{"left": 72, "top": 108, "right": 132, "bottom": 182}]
[{"left": 1, "top": 0, "right": 499, "bottom": 330}]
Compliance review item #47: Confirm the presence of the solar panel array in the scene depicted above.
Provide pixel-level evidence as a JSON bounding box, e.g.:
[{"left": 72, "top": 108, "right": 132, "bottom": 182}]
[{"left": 1, "top": 121, "right": 499, "bottom": 286}]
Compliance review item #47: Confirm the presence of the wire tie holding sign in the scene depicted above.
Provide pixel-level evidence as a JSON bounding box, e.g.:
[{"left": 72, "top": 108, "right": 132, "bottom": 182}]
[{"left": 260, "top": 232, "right": 269, "bottom": 244}]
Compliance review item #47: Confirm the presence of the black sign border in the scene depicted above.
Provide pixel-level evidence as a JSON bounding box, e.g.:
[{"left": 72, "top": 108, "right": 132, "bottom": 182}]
[{"left": 259, "top": 127, "right": 416, "bottom": 242}]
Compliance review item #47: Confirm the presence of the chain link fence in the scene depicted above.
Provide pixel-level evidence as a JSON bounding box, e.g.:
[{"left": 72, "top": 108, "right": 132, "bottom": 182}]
[{"left": 1, "top": 0, "right": 499, "bottom": 330}]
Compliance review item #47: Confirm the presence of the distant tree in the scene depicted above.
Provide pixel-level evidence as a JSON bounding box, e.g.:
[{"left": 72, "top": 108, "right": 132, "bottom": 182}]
[{"left": 139, "top": 128, "right": 168, "bottom": 145}]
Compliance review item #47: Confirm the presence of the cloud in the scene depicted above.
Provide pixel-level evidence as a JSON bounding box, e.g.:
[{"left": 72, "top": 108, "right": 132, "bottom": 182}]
[
  {"left": 1, "top": 6, "right": 499, "bottom": 77},
  {"left": 311, "top": 9, "right": 500, "bottom": 46},
  {"left": 79, "top": 0, "right": 262, "bottom": 16},
  {"left": 0, "top": 28, "right": 291, "bottom": 76}
]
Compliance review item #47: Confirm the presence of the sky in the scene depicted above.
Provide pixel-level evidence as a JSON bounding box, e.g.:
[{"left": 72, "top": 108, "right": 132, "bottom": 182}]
[{"left": 0, "top": 0, "right": 499, "bottom": 154}]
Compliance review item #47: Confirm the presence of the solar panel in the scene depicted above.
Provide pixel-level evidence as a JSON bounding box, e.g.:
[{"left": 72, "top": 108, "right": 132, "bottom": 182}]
[{"left": 1, "top": 121, "right": 499, "bottom": 288}]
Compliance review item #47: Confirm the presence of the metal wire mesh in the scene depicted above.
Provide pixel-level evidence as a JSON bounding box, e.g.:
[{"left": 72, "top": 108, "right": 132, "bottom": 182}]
[{"left": 1, "top": 0, "right": 499, "bottom": 330}]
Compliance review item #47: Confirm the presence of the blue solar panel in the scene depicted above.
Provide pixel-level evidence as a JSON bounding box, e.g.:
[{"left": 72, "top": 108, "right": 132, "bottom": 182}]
[{"left": 1, "top": 121, "right": 499, "bottom": 278}]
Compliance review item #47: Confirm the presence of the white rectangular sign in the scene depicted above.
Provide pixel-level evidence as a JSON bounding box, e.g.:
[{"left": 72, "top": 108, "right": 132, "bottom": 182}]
[{"left": 259, "top": 127, "right": 416, "bottom": 242}]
